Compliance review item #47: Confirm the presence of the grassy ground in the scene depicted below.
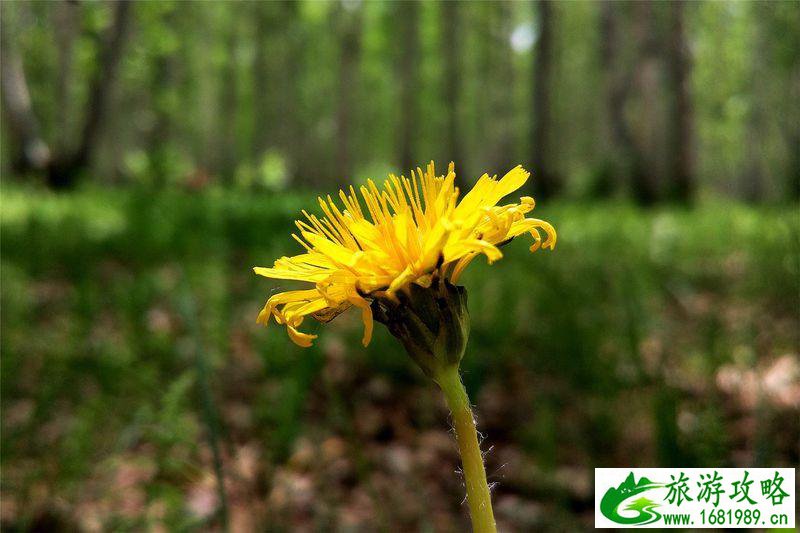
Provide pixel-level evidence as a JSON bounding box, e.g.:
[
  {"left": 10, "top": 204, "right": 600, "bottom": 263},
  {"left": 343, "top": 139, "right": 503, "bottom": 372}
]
[{"left": 2, "top": 186, "right": 798, "bottom": 531}]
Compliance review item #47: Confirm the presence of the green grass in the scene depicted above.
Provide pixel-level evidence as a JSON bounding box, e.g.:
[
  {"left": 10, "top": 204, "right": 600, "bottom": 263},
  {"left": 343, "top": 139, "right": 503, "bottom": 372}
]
[{"left": 2, "top": 186, "right": 798, "bottom": 530}]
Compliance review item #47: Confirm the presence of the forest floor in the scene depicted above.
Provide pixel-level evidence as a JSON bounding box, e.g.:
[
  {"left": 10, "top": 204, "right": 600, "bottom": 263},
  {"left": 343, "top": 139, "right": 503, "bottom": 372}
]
[{"left": 1, "top": 187, "right": 798, "bottom": 532}]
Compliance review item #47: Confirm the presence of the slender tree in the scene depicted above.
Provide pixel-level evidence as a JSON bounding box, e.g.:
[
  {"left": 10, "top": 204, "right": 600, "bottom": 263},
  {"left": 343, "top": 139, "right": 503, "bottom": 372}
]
[
  {"left": 664, "top": 0, "right": 694, "bottom": 203},
  {"left": 629, "top": 0, "right": 661, "bottom": 205},
  {"left": 488, "top": 0, "right": 515, "bottom": 175},
  {"left": 280, "top": 0, "right": 303, "bottom": 185},
  {"left": 471, "top": 1, "right": 493, "bottom": 176},
  {"left": 784, "top": 66, "right": 800, "bottom": 200},
  {"left": 251, "top": 2, "right": 273, "bottom": 162},
  {"left": 600, "top": 1, "right": 652, "bottom": 202},
  {"left": 441, "top": 1, "right": 463, "bottom": 168},
  {"left": 777, "top": 3, "right": 800, "bottom": 201},
  {"left": 0, "top": 6, "right": 51, "bottom": 173},
  {"left": 146, "top": 8, "right": 181, "bottom": 188},
  {"left": 53, "top": 1, "right": 79, "bottom": 157},
  {"left": 217, "top": 19, "right": 240, "bottom": 185},
  {"left": 597, "top": 0, "right": 625, "bottom": 196},
  {"left": 741, "top": 1, "right": 790, "bottom": 203},
  {"left": 335, "top": 2, "right": 363, "bottom": 183},
  {"left": 531, "top": 0, "right": 559, "bottom": 197},
  {"left": 397, "top": 0, "right": 420, "bottom": 175},
  {"left": 251, "top": 1, "right": 303, "bottom": 184}
]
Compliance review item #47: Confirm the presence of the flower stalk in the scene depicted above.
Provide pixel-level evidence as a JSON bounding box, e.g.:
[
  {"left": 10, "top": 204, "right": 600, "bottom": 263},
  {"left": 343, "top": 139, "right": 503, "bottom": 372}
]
[
  {"left": 435, "top": 364, "right": 497, "bottom": 533},
  {"left": 372, "top": 278, "right": 496, "bottom": 531}
]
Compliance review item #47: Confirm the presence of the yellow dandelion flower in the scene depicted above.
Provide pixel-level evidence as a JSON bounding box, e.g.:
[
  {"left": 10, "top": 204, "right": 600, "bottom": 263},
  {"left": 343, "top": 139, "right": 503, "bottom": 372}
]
[
  {"left": 253, "top": 161, "right": 557, "bottom": 532},
  {"left": 253, "top": 161, "right": 556, "bottom": 348}
]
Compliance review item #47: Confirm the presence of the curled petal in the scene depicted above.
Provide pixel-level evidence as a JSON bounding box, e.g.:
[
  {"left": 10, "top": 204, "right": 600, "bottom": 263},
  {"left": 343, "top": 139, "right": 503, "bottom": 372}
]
[
  {"left": 444, "top": 239, "right": 502, "bottom": 264},
  {"left": 449, "top": 253, "right": 478, "bottom": 284},
  {"left": 287, "top": 324, "right": 317, "bottom": 347},
  {"left": 347, "top": 291, "right": 374, "bottom": 347}
]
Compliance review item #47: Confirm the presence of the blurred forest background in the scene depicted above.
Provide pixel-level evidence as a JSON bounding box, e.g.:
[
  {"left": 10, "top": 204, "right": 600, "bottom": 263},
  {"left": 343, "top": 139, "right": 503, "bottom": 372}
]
[{"left": 1, "top": 1, "right": 799, "bottom": 531}]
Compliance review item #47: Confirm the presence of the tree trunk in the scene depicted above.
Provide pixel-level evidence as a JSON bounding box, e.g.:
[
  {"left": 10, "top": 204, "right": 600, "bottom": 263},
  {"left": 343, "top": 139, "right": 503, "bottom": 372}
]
[
  {"left": 60, "top": 0, "right": 131, "bottom": 184},
  {"left": 53, "top": 0, "right": 79, "bottom": 156},
  {"left": 664, "top": 0, "right": 694, "bottom": 203},
  {"left": 251, "top": 2, "right": 272, "bottom": 163},
  {"left": 629, "top": 0, "right": 660, "bottom": 205},
  {"left": 335, "top": 3, "right": 363, "bottom": 183},
  {"left": 782, "top": 43, "right": 800, "bottom": 200},
  {"left": 441, "top": 1, "right": 463, "bottom": 168},
  {"left": 780, "top": 17, "right": 800, "bottom": 202},
  {"left": 472, "top": 1, "right": 493, "bottom": 177},
  {"left": 784, "top": 79, "right": 800, "bottom": 200},
  {"left": 599, "top": 1, "right": 654, "bottom": 202},
  {"left": 279, "top": 1, "right": 303, "bottom": 184},
  {"left": 489, "top": 0, "right": 515, "bottom": 175},
  {"left": 0, "top": 15, "right": 52, "bottom": 174},
  {"left": 397, "top": 0, "right": 420, "bottom": 175},
  {"left": 217, "top": 25, "right": 239, "bottom": 185},
  {"left": 251, "top": 2, "right": 303, "bottom": 185},
  {"left": 597, "top": 0, "right": 624, "bottom": 196},
  {"left": 531, "top": 0, "right": 559, "bottom": 197},
  {"left": 148, "top": 23, "right": 179, "bottom": 188},
  {"left": 48, "top": 0, "right": 132, "bottom": 189},
  {"left": 741, "top": 2, "right": 770, "bottom": 203}
]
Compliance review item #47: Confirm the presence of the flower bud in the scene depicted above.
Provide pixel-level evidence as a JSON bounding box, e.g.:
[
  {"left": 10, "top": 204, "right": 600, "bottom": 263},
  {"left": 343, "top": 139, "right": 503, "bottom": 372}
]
[{"left": 371, "top": 278, "right": 469, "bottom": 377}]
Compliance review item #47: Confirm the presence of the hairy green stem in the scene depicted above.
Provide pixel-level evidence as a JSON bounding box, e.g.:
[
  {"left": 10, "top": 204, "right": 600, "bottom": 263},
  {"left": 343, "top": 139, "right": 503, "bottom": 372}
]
[{"left": 435, "top": 365, "right": 497, "bottom": 533}]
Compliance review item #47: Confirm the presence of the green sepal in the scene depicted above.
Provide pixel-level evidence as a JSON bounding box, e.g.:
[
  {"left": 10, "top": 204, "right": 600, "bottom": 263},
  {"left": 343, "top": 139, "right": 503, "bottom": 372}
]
[{"left": 371, "top": 278, "right": 469, "bottom": 377}]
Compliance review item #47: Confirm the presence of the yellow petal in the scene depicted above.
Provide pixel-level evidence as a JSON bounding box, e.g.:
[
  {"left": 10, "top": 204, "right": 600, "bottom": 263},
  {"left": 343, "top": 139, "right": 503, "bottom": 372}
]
[
  {"left": 387, "top": 265, "right": 417, "bottom": 296},
  {"left": 443, "top": 239, "right": 502, "bottom": 264},
  {"left": 301, "top": 232, "right": 359, "bottom": 267},
  {"left": 257, "top": 289, "right": 322, "bottom": 326},
  {"left": 253, "top": 266, "right": 330, "bottom": 283},
  {"left": 417, "top": 221, "right": 449, "bottom": 271},
  {"left": 287, "top": 325, "right": 317, "bottom": 347},
  {"left": 347, "top": 292, "right": 374, "bottom": 346},
  {"left": 449, "top": 253, "right": 478, "bottom": 284},
  {"left": 492, "top": 166, "right": 529, "bottom": 201},
  {"left": 282, "top": 298, "right": 329, "bottom": 323},
  {"left": 257, "top": 303, "right": 271, "bottom": 325}
]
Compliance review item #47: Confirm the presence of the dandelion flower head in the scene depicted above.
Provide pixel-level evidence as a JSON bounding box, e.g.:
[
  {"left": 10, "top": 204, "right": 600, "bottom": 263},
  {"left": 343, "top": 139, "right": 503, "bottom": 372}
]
[{"left": 254, "top": 162, "right": 556, "bottom": 347}]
